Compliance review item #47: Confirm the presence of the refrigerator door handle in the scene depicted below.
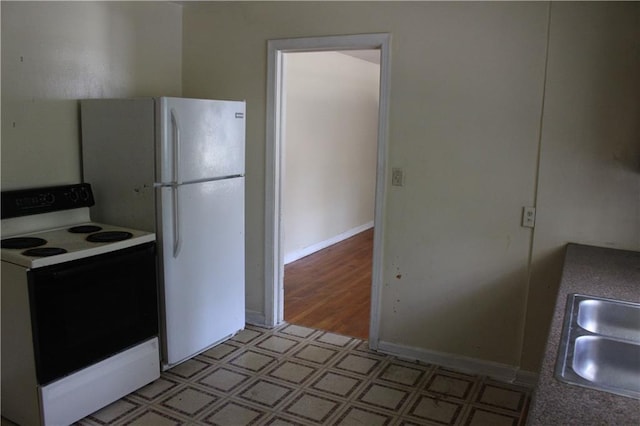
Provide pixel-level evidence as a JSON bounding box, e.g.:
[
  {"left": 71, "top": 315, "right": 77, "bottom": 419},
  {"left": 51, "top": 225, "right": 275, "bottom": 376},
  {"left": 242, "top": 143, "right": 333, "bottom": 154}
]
[
  {"left": 172, "top": 184, "right": 181, "bottom": 258},
  {"left": 170, "top": 109, "right": 181, "bottom": 185},
  {"left": 171, "top": 109, "right": 182, "bottom": 258}
]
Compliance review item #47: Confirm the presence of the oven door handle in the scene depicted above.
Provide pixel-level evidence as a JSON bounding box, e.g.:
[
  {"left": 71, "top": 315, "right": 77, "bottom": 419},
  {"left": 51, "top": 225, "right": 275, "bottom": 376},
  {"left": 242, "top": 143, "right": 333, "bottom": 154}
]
[{"left": 171, "top": 109, "right": 182, "bottom": 258}]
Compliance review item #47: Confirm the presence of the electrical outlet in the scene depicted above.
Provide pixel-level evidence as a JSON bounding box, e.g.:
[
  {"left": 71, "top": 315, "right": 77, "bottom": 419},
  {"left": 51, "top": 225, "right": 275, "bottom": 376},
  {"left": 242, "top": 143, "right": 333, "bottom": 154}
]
[
  {"left": 522, "top": 206, "right": 536, "bottom": 228},
  {"left": 392, "top": 168, "right": 404, "bottom": 187}
]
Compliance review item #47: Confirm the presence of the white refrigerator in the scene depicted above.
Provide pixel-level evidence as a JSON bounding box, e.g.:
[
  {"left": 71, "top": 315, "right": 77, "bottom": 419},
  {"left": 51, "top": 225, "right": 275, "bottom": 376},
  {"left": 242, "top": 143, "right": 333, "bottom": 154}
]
[{"left": 80, "top": 97, "right": 246, "bottom": 368}]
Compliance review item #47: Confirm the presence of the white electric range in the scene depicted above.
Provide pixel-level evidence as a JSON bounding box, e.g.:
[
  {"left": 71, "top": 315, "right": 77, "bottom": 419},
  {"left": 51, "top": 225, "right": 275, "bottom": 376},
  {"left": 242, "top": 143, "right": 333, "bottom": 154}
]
[{"left": 1, "top": 184, "right": 160, "bottom": 426}]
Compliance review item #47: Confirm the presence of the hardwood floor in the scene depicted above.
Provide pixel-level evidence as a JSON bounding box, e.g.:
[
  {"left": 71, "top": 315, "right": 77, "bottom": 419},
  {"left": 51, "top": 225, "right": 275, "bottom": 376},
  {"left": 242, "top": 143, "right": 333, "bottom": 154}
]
[{"left": 284, "top": 228, "right": 373, "bottom": 340}]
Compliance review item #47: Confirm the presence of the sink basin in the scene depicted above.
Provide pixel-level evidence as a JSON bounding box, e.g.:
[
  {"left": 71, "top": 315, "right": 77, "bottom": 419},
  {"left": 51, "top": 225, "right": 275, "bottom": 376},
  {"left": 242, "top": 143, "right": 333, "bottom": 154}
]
[
  {"left": 577, "top": 298, "right": 640, "bottom": 342},
  {"left": 556, "top": 294, "right": 640, "bottom": 399},
  {"left": 572, "top": 336, "right": 640, "bottom": 395}
]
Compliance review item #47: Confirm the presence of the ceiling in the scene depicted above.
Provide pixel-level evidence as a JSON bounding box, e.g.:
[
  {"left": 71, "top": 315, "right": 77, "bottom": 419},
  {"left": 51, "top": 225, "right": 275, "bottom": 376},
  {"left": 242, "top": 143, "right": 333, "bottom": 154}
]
[{"left": 339, "top": 49, "right": 381, "bottom": 65}]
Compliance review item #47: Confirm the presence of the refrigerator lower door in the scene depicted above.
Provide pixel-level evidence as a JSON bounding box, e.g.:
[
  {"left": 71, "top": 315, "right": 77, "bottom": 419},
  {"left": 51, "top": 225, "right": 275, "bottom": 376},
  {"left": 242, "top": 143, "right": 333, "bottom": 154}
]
[{"left": 157, "top": 177, "right": 245, "bottom": 367}]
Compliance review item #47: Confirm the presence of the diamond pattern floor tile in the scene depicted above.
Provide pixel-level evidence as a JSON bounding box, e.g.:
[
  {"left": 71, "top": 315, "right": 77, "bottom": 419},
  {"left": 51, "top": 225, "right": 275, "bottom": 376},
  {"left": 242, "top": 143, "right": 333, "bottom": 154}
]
[
  {"left": 425, "top": 372, "right": 476, "bottom": 400},
  {"left": 357, "top": 383, "right": 411, "bottom": 412},
  {"left": 257, "top": 335, "right": 300, "bottom": 354},
  {"left": 267, "top": 361, "right": 318, "bottom": 385},
  {"left": 23, "top": 323, "right": 532, "bottom": 426},
  {"left": 231, "top": 328, "right": 264, "bottom": 344},
  {"left": 160, "top": 386, "right": 219, "bottom": 417},
  {"left": 334, "top": 406, "right": 393, "bottom": 426},
  {"left": 465, "top": 407, "right": 519, "bottom": 426},
  {"left": 165, "top": 358, "right": 210, "bottom": 380},
  {"left": 133, "top": 377, "right": 180, "bottom": 402},
  {"left": 230, "top": 349, "right": 277, "bottom": 372},
  {"left": 279, "top": 324, "right": 316, "bottom": 339},
  {"left": 378, "top": 362, "right": 428, "bottom": 387},
  {"left": 283, "top": 392, "right": 343, "bottom": 424},
  {"left": 123, "top": 409, "right": 184, "bottom": 426},
  {"left": 293, "top": 344, "right": 338, "bottom": 365},
  {"left": 263, "top": 415, "right": 309, "bottom": 426},
  {"left": 310, "top": 371, "right": 362, "bottom": 398},
  {"left": 315, "top": 332, "right": 353, "bottom": 348},
  {"left": 334, "top": 353, "right": 381, "bottom": 376},
  {"left": 476, "top": 383, "right": 526, "bottom": 411},
  {"left": 199, "top": 342, "right": 241, "bottom": 361},
  {"left": 406, "top": 394, "right": 464, "bottom": 424},
  {"left": 87, "top": 398, "right": 140, "bottom": 424},
  {"left": 203, "top": 401, "right": 265, "bottom": 426},
  {"left": 198, "top": 366, "right": 251, "bottom": 392},
  {"left": 238, "top": 379, "right": 295, "bottom": 408}
]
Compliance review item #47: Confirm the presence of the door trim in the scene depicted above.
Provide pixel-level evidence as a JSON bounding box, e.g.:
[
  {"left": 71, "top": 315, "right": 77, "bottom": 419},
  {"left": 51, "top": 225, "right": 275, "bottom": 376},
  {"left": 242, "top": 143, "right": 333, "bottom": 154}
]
[{"left": 265, "top": 33, "right": 391, "bottom": 349}]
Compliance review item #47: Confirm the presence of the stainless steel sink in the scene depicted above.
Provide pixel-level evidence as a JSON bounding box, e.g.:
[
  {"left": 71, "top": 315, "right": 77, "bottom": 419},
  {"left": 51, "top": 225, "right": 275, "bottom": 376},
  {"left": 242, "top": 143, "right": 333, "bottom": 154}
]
[
  {"left": 556, "top": 294, "right": 640, "bottom": 399},
  {"left": 573, "top": 336, "right": 640, "bottom": 394},
  {"left": 577, "top": 298, "right": 640, "bottom": 341}
]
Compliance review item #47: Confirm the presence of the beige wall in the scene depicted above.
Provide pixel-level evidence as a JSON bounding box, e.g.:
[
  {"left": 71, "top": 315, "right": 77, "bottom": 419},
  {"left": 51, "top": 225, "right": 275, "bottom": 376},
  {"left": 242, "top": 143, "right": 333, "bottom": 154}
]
[
  {"left": 520, "top": 2, "right": 640, "bottom": 370},
  {"left": 182, "top": 1, "right": 548, "bottom": 367},
  {"left": 1, "top": 1, "right": 182, "bottom": 190},
  {"left": 283, "top": 51, "right": 378, "bottom": 261},
  {"left": 2, "top": 1, "right": 638, "bottom": 373},
  {"left": 182, "top": 1, "right": 639, "bottom": 370}
]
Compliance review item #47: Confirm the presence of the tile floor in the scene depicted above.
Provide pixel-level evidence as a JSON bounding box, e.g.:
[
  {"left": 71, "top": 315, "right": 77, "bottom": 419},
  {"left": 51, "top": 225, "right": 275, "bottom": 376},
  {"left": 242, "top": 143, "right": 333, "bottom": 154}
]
[{"left": 4, "top": 323, "right": 533, "bottom": 425}]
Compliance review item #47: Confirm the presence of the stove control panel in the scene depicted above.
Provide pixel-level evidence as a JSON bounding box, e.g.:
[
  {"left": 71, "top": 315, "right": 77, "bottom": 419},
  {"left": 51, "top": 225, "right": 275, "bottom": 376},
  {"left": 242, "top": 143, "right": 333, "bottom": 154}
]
[{"left": 1, "top": 184, "right": 95, "bottom": 219}]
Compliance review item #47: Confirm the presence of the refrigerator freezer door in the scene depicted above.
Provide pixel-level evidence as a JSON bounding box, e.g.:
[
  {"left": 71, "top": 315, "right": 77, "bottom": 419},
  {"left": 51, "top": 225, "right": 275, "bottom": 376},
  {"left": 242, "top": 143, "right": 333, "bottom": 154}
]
[
  {"left": 157, "top": 98, "right": 245, "bottom": 185},
  {"left": 157, "top": 178, "right": 245, "bottom": 366}
]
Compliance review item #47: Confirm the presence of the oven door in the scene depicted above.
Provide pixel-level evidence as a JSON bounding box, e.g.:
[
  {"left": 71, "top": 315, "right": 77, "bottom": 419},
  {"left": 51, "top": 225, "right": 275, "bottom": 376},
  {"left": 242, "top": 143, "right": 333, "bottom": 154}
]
[{"left": 28, "top": 242, "right": 158, "bottom": 385}]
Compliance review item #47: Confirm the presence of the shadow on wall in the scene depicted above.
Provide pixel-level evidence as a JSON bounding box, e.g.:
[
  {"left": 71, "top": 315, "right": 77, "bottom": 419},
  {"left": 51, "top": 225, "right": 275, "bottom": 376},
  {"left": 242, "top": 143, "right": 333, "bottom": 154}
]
[
  {"left": 588, "top": 6, "right": 640, "bottom": 175},
  {"left": 1, "top": 99, "right": 83, "bottom": 190},
  {"left": 521, "top": 245, "right": 567, "bottom": 371}
]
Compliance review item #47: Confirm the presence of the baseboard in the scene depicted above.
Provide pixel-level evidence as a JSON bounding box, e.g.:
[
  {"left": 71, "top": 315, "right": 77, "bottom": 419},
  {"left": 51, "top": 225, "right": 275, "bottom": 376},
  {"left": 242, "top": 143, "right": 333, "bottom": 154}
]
[
  {"left": 514, "top": 369, "right": 539, "bottom": 388},
  {"left": 284, "top": 221, "right": 374, "bottom": 265},
  {"left": 377, "top": 340, "right": 523, "bottom": 384},
  {"left": 245, "top": 310, "right": 266, "bottom": 327}
]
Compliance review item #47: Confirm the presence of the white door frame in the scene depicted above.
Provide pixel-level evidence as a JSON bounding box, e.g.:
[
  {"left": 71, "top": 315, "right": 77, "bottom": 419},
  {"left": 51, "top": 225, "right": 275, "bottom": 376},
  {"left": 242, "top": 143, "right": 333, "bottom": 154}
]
[{"left": 265, "top": 33, "right": 391, "bottom": 349}]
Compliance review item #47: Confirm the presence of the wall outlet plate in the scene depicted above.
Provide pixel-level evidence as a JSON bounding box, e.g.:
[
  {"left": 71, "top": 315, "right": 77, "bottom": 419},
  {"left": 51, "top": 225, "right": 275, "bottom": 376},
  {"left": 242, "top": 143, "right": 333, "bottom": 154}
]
[
  {"left": 522, "top": 206, "right": 536, "bottom": 228},
  {"left": 392, "top": 168, "right": 404, "bottom": 187}
]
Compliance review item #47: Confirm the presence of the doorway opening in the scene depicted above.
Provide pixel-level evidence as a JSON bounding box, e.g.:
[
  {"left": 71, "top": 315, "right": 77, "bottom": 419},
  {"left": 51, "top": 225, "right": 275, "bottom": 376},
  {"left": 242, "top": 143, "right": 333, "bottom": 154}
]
[
  {"left": 265, "top": 34, "right": 391, "bottom": 349},
  {"left": 281, "top": 50, "right": 379, "bottom": 340}
]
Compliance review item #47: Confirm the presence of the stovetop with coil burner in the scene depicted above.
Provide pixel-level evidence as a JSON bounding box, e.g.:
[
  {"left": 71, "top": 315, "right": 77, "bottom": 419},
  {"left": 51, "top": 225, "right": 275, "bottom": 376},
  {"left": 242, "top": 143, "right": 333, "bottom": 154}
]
[{"left": 1, "top": 184, "right": 155, "bottom": 269}]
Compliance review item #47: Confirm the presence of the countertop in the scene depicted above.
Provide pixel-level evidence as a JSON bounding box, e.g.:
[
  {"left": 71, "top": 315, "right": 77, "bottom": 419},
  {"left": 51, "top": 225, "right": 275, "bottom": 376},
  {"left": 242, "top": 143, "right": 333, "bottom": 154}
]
[{"left": 528, "top": 243, "right": 640, "bottom": 425}]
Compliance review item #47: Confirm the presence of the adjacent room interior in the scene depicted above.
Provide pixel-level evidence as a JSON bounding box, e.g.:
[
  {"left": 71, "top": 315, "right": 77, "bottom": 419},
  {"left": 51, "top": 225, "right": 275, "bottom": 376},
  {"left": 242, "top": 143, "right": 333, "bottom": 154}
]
[{"left": 281, "top": 50, "right": 380, "bottom": 340}]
